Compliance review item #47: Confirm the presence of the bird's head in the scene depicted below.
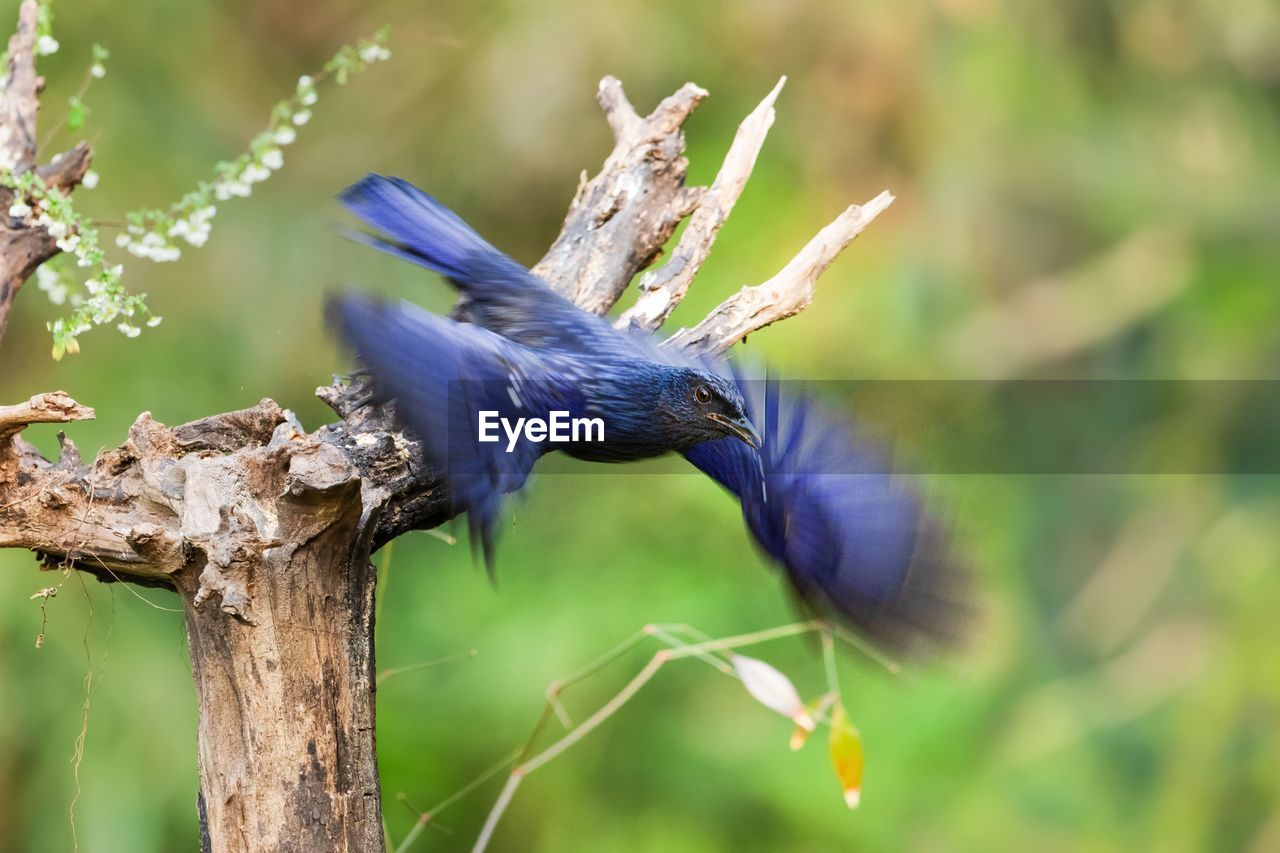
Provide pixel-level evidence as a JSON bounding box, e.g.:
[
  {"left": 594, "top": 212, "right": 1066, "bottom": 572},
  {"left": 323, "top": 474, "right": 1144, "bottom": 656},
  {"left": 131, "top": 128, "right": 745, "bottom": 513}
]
[{"left": 659, "top": 367, "right": 760, "bottom": 449}]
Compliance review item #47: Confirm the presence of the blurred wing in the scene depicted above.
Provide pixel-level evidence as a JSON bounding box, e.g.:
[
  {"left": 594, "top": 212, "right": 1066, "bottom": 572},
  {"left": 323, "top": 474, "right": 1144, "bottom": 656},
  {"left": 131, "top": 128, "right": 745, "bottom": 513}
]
[
  {"left": 684, "top": 375, "right": 968, "bottom": 658},
  {"left": 328, "top": 293, "right": 585, "bottom": 565},
  {"left": 339, "top": 174, "right": 632, "bottom": 356}
]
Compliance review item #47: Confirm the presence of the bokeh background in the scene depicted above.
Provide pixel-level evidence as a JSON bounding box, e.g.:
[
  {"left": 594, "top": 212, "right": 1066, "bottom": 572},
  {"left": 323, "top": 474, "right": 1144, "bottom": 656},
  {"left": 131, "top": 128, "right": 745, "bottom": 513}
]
[{"left": 2, "top": 0, "right": 1279, "bottom": 850}]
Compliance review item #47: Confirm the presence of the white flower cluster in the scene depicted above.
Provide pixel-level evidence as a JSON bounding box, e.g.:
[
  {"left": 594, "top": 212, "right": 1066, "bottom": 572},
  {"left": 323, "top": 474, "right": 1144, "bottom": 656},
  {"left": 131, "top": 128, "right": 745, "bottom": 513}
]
[
  {"left": 11, "top": 20, "right": 392, "bottom": 359},
  {"left": 117, "top": 204, "right": 216, "bottom": 260},
  {"left": 9, "top": 187, "right": 92, "bottom": 258},
  {"left": 123, "top": 26, "right": 392, "bottom": 252}
]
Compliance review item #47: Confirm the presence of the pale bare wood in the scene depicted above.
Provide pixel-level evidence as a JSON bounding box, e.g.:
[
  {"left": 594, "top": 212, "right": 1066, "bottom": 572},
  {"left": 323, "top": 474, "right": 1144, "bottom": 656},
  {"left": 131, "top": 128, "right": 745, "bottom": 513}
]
[
  {"left": 665, "top": 191, "right": 895, "bottom": 354},
  {"left": 529, "top": 76, "right": 708, "bottom": 315},
  {"left": 618, "top": 77, "right": 786, "bottom": 333}
]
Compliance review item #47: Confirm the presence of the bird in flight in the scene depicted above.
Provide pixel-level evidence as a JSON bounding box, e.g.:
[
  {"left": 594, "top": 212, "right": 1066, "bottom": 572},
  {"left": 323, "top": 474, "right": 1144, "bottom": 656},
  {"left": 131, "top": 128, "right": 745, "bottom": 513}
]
[{"left": 329, "top": 175, "right": 966, "bottom": 657}]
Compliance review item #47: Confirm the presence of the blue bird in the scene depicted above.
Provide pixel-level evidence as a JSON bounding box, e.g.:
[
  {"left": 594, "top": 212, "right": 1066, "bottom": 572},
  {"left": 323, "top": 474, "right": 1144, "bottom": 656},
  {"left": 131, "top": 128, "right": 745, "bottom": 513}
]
[{"left": 329, "top": 175, "right": 965, "bottom": 655}]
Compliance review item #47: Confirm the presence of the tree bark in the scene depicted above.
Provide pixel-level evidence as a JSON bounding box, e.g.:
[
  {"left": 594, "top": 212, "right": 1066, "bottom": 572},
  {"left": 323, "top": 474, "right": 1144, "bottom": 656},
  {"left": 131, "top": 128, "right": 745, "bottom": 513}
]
[
  {"left": 181, "top": 474, "right": 381, "bottom": 853},
  {"left": 0, "top": 70, "right": 890, "bottom": 851}
]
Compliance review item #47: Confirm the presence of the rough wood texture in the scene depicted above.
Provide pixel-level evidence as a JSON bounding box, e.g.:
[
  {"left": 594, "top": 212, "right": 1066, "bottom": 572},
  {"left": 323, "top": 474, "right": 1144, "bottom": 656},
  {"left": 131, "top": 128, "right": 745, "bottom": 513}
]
[
  {"left": 0, "top": 0, "right": 41, "bottom": 174},
  {"left": 0, "top": 0, "right": 94, "bottom": 346},
  {"left": 0, "top": 67, "right": 888, "bottom": 852},
  {"left": 530, "top": 77, "right": 706, "bottom": 313}
]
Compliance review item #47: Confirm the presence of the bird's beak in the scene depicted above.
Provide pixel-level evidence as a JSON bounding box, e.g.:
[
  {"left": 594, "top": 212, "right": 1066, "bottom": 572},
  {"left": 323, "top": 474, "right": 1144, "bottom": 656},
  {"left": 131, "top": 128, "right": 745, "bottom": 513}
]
[{"left": 708, "top": 412, "right": 761, "bottom": 448}]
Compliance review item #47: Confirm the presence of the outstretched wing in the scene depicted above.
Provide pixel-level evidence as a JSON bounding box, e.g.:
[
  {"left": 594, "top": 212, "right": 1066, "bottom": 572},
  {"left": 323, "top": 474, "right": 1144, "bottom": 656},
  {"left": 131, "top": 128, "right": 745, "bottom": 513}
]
[
  {"left": 339, "top": 174, "right": 633, "bottom": 356},
  {"left": 683, "top": 375, "right": 967, "bottom": 658},
  {"left": 327, "top": 293, "right": 586, "bottom": 565}
]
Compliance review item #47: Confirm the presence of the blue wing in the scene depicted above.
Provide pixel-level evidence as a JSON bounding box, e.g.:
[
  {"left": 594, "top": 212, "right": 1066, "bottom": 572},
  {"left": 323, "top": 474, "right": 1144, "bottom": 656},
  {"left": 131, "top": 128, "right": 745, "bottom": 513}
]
[
  {"left": 339, "top": 174, "right": 631, "bottom": 356},
  {"left": 327, "top": 294, "right": 586, "bottom": 565},
  {"left": 684, "top": 376, "right": 967, "bottom": 657}
]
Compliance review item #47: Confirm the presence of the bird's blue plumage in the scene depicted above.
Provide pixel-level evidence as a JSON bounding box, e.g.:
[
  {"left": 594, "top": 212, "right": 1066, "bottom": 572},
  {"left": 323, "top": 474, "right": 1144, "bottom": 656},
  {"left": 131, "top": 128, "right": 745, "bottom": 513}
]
[
  {"left": 327, "top": 295, "right": 583, "bottom": 564},
  {"left": 340, "top": 174, "right": 630, "bottom": 356},
  {"left": 684, "top": 376, "right": 964, "bottom": 653},
  {"left": 331, "top": 174, "right": 966, "bottom": 656}
]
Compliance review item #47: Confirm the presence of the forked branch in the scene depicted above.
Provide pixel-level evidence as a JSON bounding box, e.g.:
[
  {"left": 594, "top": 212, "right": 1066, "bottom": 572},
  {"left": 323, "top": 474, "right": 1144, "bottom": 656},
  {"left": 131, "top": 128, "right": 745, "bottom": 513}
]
[{"left": 666, "top": 191, "right": 896, "bottom": 354}]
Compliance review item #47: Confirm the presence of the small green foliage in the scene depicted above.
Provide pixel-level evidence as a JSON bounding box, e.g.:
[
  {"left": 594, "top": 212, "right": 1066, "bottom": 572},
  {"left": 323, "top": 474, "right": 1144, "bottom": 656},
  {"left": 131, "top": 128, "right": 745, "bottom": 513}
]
[{"left": 65, "top": 95, "right": 86, "bottom": 131}]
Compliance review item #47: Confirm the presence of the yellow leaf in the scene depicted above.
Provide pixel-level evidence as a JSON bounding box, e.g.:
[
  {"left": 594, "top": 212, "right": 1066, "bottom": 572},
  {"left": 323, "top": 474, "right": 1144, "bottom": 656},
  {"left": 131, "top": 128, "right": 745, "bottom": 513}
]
[{"left": 828, "top": 701, "right": 863, "bottom": 808}]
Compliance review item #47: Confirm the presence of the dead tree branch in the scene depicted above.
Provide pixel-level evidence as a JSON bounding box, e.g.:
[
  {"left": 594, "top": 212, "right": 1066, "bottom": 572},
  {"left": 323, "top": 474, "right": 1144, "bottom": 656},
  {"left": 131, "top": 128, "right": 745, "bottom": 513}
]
[
  {"left": 664, "top": 191, "right": 895, "bottom": 354},
  {"left": 0, "top": 66, "right": 889, "bottom": 852},
  {"left": 618, "top": 76, "right": 786, "bottom": 332},
  {"left": 530, "top": 76, "right": 707, "bottom": 314}
]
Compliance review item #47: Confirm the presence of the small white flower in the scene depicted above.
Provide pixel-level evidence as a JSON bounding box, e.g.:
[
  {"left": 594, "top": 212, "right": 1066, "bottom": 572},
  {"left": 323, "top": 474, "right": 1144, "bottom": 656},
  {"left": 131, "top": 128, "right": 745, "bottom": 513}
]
[
  {"left": 214, "top": 183, "right": 232, "bottom": 201},
  {"left": 168, "top": 219, "right": 191, "bottom": 238},
  {"left": 297, "top": 74, "right": 314, "bottom": 89},
  {"left": 36, "top": 266, "right": 68, "bottom": 305},
  {"left": 36, "top": 35, "right": 59, "bottom": 56},
  {"left": 291, "top": 110, "right": 311, "bottom": 126},
  {"left": 115, "top": 233, "right": 130, "bottom": 247},
  {"left": 82, "top": 170, "right": 99, "bottom": 189},
  {"left": 146, "top": 316, "right": 163, "bottom": 328},
  {"left": 46, "top": 221, "right": 68, "bottom": 239},
  {"left": 300, "top": 90, "right": 317, "bottom": 107},
  {"left": 377, "top": 47, "right": 391, "bottom": 61},
  {"left": 90, "top": 63, "right": 106, "bottom": 79},
  {"left": 8, "top": 201, "right": 31, "bottom": 219},
  {"left": 56, "top": 234, "right": 80, "bottom": 253},
  {"left": 142, "top": 232, "right": 164, "bottom": 247},
  {"left": 273, "top": 126, "right": 297, "bottom": 146},
  {"left": 242, "top": 164, "right": 271, "bottom": 184},
  {"left": 117, "top": 322, "right": 141, "bottom": 338},
  {"left": 261, "top": 148, "right": 284, "bottom": 170},
  {"left": 185, "top": 229, "right": 208, "bottom": 247}
]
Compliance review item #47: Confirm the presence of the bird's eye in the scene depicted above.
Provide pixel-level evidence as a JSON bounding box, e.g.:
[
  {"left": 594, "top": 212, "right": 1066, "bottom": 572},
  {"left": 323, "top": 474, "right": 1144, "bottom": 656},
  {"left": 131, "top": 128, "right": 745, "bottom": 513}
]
[{"left": 694, "top": 385, "right": 712, "bottom": 404}]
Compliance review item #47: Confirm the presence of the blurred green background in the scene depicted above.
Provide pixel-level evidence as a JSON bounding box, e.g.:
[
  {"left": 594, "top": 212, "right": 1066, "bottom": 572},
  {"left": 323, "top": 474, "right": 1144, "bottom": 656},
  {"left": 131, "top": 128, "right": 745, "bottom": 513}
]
[{"left": 2, "top": 0, "right": 1279, "bottom": 850}]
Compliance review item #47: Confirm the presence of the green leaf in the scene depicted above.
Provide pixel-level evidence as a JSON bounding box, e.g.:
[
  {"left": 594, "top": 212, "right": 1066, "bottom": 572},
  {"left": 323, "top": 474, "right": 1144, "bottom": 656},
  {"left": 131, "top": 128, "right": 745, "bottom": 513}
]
[{"left": 67, "top": 96, "right": 87, "bottom": 132}]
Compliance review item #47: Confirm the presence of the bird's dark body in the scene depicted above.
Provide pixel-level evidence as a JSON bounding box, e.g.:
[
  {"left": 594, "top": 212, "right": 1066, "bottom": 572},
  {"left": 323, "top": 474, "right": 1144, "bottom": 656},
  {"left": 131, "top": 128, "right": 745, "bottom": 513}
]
[{"left": 330, "top": 174, "right": 966, "bottom": 656}]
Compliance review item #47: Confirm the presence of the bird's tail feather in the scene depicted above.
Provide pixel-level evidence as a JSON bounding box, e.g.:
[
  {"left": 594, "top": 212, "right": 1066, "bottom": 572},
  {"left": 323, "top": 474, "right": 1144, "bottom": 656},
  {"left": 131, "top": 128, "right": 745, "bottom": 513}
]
[{"left": 339, "top": 173, "right": 509, "bottom": 282}]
